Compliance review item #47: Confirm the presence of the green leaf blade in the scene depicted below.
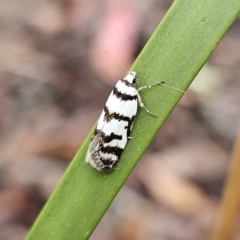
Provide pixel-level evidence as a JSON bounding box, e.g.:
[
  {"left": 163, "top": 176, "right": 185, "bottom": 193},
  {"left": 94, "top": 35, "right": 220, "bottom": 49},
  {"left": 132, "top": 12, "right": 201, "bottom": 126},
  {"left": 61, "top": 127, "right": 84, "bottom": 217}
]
[{"left": 26, "top": 1, "right": 240, "bottom": 239}]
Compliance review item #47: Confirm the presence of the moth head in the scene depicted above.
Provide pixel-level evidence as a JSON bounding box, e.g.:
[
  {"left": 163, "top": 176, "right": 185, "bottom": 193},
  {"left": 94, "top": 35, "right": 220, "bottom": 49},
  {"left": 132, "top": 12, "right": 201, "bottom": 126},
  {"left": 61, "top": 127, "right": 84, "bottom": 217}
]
[{"left": 125, "top": 71, "right": 137, "bottom": 84}]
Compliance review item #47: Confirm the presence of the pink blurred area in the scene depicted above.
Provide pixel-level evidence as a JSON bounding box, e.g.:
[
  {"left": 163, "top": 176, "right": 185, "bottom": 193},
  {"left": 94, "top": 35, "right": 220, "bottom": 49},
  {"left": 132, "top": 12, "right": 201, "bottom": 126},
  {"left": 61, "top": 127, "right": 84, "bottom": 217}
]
[
  {"left": 0, "top": 0, "right": 240, "bottom": 239},
  {"left": 89, "top": 2, "right": 138, "bottom": 81}
]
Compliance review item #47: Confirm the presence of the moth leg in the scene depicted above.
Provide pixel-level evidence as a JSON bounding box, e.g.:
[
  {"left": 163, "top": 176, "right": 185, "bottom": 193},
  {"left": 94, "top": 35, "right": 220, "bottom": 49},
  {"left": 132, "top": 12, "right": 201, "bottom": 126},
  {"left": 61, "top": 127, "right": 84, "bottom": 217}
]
[
  {"left": 128, "top": 136, "right": 133, "bottom": 140},
  {"left": 135, "top": 90, "right": 157, "bottom": 117},
  {"left": 138, "top": 81, "right": 164, "bottom": 91}
]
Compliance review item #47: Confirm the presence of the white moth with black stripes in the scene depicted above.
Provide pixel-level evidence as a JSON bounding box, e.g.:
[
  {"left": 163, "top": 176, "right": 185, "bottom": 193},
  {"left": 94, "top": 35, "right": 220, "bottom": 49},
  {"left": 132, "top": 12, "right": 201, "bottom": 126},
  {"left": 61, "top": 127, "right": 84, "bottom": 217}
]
[{"left": 86, "top": 71, "right": 164, "bottom": 172}]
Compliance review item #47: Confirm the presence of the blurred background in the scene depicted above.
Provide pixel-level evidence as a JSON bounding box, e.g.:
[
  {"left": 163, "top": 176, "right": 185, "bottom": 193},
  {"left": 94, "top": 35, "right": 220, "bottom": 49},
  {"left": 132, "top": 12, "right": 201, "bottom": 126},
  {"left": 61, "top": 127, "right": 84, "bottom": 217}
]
[{"left": 0, "top": 0, "right": 240, "bottom": 239}]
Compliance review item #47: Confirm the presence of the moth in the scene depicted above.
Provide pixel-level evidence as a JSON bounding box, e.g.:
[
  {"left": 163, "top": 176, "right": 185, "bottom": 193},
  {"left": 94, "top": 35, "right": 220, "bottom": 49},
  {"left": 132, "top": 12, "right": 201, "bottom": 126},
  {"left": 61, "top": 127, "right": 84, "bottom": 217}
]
[{"left": 85, "top": 71, "right": 164, "bottom": 172}]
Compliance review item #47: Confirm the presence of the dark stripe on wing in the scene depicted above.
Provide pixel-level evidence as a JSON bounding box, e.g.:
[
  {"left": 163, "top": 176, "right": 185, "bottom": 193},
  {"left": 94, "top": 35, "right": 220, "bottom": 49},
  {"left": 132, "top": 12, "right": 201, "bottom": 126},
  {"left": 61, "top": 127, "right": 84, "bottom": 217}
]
[
  {"left": 104, "top": 132, "right": 122, "bottom": 143},
  {"left": 120, "top": 79, "right": 135, "bottom": 87},
  {"left": 100, "top": 146, "right": 123, "bottom": 157},
  {"left": 103, "top": 106, "right": 135, "bottom": 137},
  {"left": 104, "top": 106, "right": 133, "bottom": 122},
  {"left": 93, "top": 129, "right": 122, "bottom": 143},
  {"left": 113, "top": 87, "right": 137, "bottom": 101}
]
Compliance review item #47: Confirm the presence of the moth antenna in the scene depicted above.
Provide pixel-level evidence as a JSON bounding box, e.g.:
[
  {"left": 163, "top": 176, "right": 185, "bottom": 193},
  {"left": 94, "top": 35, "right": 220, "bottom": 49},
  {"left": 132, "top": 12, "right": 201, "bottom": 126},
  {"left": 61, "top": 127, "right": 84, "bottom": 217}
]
[
  {"left": 138, "top": 76, "right": 185, "bottom": 93},
  {"left": 104, "top": 50, "right": 128, "bottom": 72},
  {"left": 160, "top": 83, "right": 185, "bottom": 93}
]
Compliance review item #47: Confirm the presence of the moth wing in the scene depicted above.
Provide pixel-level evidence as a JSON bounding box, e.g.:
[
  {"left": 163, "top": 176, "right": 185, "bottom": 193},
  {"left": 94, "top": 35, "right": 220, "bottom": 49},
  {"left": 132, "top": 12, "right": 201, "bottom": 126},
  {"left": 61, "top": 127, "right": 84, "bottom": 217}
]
[{"left": 85, "top": 132, "right": 102, "bottom": 164}]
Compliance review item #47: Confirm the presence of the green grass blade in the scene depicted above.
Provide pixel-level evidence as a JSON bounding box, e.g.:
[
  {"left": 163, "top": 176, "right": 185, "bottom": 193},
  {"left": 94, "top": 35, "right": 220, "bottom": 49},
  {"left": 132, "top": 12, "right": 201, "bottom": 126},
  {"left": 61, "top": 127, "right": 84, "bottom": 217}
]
[{"left": 26, "top": 1, "right": 240, "bottom": 239}]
